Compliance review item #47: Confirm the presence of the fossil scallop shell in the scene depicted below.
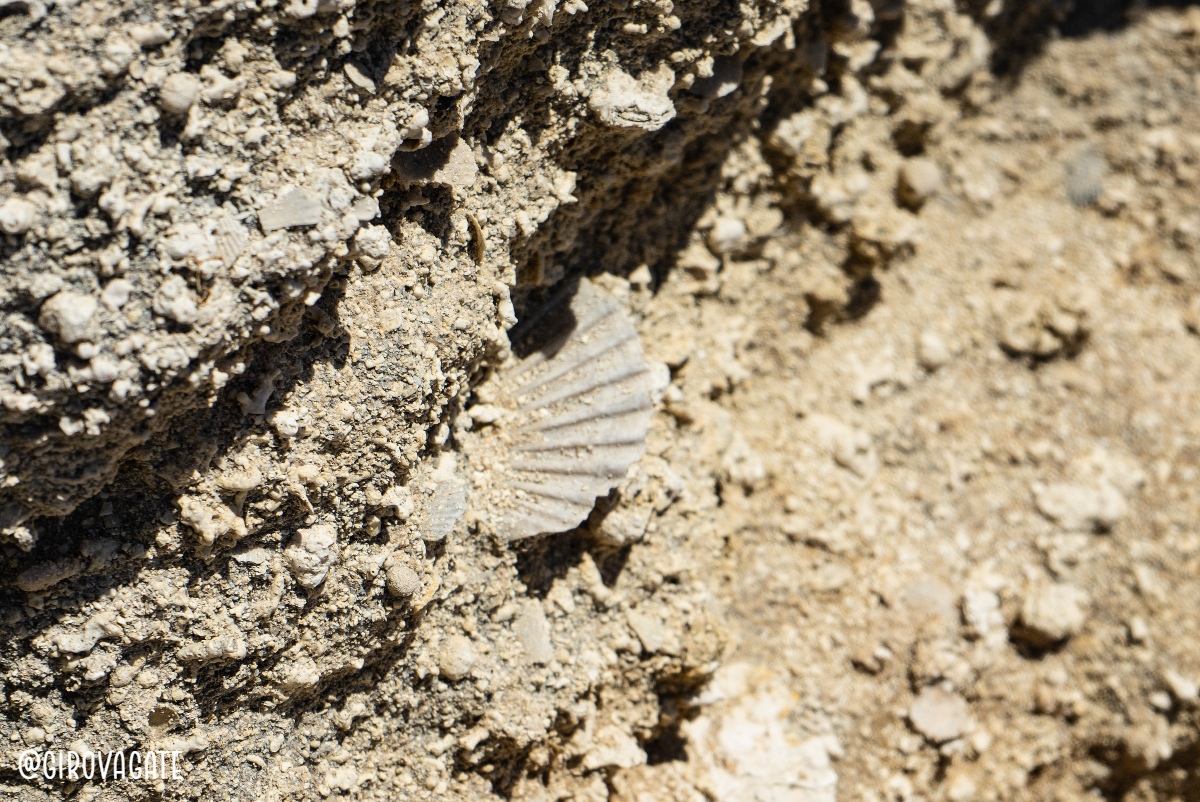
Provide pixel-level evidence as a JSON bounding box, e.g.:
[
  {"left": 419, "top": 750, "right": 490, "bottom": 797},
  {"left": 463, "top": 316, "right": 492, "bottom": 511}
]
[{"left": 480, "top": 279, "right": 655, "bottom": 541}]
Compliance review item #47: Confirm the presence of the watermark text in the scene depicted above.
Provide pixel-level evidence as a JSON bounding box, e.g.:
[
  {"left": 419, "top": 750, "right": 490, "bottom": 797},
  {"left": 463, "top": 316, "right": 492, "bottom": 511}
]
[{"left": 17, "top": 748, "right": 182, "bottom": 782}]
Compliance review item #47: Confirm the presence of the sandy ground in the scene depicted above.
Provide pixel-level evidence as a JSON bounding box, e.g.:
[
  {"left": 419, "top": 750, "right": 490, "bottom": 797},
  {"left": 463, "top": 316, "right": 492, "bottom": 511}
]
[{"left": 640, "top": 10, "right": 1200, "bottom": 801}]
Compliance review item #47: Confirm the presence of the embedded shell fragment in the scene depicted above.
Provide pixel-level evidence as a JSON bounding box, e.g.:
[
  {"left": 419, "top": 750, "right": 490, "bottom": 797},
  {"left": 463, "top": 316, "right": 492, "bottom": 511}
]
[
  {"left": 421, "top": 454, "right": 468, "bottom": 542},
  {"left": 476, "top": 279, "right": 655, "bottom": 541}
]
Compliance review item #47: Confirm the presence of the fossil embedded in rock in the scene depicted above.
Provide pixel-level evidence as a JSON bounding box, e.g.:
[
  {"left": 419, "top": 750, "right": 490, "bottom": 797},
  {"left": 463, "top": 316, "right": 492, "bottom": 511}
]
[
  {"left": 214, "top": 216, "right": 250, "bottom": 267},
  {"left": 475, "top": 279, "right": 655, "bottom": 542},
  {"left": 422, "top": 453, "right": 468, "bottom": 542},
  {"left": 258, "top": 186, "right": 323, "bottom": 232}
]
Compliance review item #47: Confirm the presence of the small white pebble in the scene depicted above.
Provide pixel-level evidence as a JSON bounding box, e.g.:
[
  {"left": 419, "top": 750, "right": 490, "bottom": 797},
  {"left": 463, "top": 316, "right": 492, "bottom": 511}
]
[
  {"left": 88, "top": 355, "right": 121, "bottom": 384},
  {"left": 284, "top": 523, "right": 338, "bottom": 588},
  {"left": 1164, "top": 670, "right": 1198, "bottom": 704},
  {"left": 354, "top": 225, "right": 392, "bottom": 261},
  {"left": 130, "top": 22, "right": 173, "bottom": 47},
  {"left": 1016, "top": 583, "right": 1088, "bottom": 646},
  {"left": 0, "top": 197, "right": 39, "bottom": 235},
  {"left": 629, "top": 264, "right": 653, "bottom": 287},
  {"left": 1034, "top": 482, "right": 1125, "bottom": 532},
  {"left": 266, "top": 70, "right": 297, "bottom": 90},
  {"left": 947, "top": 775, "right": 977, "bottom": 802},
  {"left": 39, "top": 291, "right": 97, "bottom": 344},
  {"left": 379, "top": 486, "right": 414, "bottom": 520},
  {"left": 706, "top": 216, "right": 746, "bottom": 255},
  {"left": 244, "top": 126, "right": 268, "bottom": 146},
  {"left": 201, "top": 73, "right": 242, "bottom": 105},
  {"left": 898, "top": 158, "right": 943, "bottom": 208},
  {"left": 348, "top": 150, "right": 388, "bottom": 181},
  {"left": 326, "top": 765, "right": 358, "bottom": 792},
  {"left": 438, "top": 635, "right": 476, "bottom": 681},
  {"left": 468, "top": 404, "right": 505, "bottom": 425},
  {"left": 270, "top": 409, "right": 303, "bottom": 438},
  {"left": 159, "top": 72, "right": 202, "bottom": 115},
  {"left": 100, "top": 279, "right": 134, "bottom": 311},
  {"left": 917, "top": 330, "right": 951, "bottom": 370},
  {"left": 152, "top": 275, "right": 198, "bottom": 325},
  {"left": 908, "top": 686, "right": 971, "bottom": 743}
]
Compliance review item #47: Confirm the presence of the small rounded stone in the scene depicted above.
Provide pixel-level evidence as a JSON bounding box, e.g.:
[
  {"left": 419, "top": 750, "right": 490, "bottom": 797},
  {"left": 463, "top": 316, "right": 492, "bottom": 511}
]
[
  {"left": 385, "top": 563, "right": 420, "bottom": 598},
  {"left": 909, "top": 686, "right": 971, "bottom": 743},
  {"left": 159, "top": 72, "right": 202, "bottom": 115},
  {"left": 0, "top": 197, "right": 38, "bottom": 235},
  {"left": 88, "top": 355, "right": 120, "bottom": 384},
  {"left": 917, "top": 330, "right": 951, "bottom": 370},
  {"left": 438, "top": 635, "right": 476, "bottom": 681},
  {"left": 1015, "top": 583, "right": 1088, "bottom": 646},
  {"left": 898, "top": 158, "right": 943, "bottom": 208},
  {"left": 39, "top": 291, "right": 98, "bottom": 344},
  {"left": 129, "top": 22, "right": 173, "bottom": 48},
  {"left": 706, "top": 216, "right": 747, "bottom": 254},
  {"left": 100, "top": 279, "right": 133, "bottom": 311},
  {"left": 244, "top": 126, "right": 268, "bottom": 146}
]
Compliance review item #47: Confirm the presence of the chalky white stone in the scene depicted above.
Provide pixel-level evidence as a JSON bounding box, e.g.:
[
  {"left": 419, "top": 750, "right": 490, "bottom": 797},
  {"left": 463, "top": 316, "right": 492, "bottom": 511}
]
[
  {"left": 909, "top": 686, "right": 971, "bottom": 743},
  {"left": 1017, "top": 583, "right": 1088, "bottom": 646},
  {"left": 284, "top": 522, "right": 338, "bottom": 588},
  {"left": 0, "top": 197, "right": 38, "bottom": 234},
  {"left": 39, "top": 291, "right": 97, "bottom": 344},
  {"left": 438, "top": 635, "right": 476, "bottom": 681},
  {"left": 159, "top": 72, "right": 202, "bottom": 115}
]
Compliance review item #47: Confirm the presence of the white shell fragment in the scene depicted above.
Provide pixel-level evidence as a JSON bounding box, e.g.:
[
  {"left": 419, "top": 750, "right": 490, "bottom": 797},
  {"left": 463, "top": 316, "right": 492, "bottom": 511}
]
[
  {"left": 422, "top": 454, "right": 468, "bottom": 542},
  {"left": 343, "top": 61, "right": 376, "bottom": 94},
  {"left": 213, "top": 216, "right": 250, "bottom": 266},
  {"left": 258, "top": 187, "right": 323, "bottom": 232},
  {"left": 478, "top": 279, "right": 655, "bottom": 541}
]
